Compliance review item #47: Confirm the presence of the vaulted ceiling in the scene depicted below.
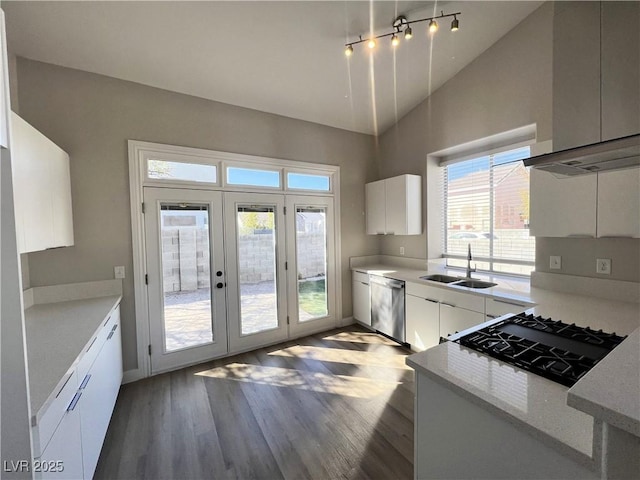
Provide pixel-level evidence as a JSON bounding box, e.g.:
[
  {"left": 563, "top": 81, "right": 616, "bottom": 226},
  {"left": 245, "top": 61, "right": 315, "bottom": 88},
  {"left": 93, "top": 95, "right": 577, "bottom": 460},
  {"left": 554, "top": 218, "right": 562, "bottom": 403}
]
[{"left": 4, "top": 1, "right": 543, "bottom": 135}]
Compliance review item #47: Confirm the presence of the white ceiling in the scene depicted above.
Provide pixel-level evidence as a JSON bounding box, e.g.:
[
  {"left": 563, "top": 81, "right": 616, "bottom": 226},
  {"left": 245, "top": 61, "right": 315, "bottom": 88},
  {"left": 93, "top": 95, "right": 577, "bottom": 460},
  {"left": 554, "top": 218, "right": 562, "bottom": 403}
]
[{"left": 3, "top": 1, "right": 543, "bottom": 135}]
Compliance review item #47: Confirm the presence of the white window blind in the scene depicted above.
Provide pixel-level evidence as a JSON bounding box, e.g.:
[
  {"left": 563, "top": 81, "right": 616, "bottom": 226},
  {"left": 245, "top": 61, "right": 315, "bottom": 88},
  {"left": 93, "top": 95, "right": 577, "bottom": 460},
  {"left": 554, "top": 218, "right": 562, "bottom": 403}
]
[{"left": 443, "top": 146, "right": 534, "bottom": 276}]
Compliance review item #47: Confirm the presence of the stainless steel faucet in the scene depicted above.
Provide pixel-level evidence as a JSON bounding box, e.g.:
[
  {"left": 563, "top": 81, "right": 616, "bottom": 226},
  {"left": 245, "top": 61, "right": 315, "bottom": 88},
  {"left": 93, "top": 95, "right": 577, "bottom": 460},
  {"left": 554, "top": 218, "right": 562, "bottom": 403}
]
[{"left": 466, "top": 243, "right": 476, "bottom": 278}]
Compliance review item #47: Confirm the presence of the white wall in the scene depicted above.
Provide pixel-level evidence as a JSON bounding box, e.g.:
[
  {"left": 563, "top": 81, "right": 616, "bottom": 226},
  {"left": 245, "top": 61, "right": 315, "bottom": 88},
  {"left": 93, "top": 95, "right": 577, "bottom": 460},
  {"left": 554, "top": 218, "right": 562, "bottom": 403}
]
[
  {"left": 15, "top": 58, "right": 379, "bottom": 372},
  {"left": 375, "top": 3, "right": 553, "bottom": 260}
]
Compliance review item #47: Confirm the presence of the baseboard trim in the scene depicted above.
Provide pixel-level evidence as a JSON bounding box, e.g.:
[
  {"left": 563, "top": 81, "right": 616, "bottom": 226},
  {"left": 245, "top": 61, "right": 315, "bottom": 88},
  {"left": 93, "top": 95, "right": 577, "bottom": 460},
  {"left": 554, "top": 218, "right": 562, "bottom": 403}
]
[{"left": 531, "top": 271, "right": 640, "bottom": 303}]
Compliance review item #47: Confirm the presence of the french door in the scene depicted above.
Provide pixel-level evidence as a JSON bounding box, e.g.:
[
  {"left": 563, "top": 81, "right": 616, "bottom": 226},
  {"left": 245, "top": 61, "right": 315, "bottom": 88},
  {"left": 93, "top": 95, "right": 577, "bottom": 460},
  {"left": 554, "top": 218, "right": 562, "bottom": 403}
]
[
  {"left": 285, "top": 195, "right": 336, "bottom": 337},
  {"left": 144, "top": 189, "right": 337, "bottom": 371},
  {"left": 223, "top": 193, "right": 289, "bottom": 352},
  {"left": 144, "top": 187, "right": 228, "bottom": 374}
]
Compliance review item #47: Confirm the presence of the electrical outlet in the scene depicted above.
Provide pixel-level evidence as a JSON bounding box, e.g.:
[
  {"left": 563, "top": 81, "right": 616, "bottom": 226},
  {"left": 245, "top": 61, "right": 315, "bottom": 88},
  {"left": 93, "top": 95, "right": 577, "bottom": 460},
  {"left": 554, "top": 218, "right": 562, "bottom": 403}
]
[
  {"left": 400, "top": 247, "right": 405, "bottom": 256},
  {"left": 596, "top": 258, "right": 611, "bottom": 275},
  {"left": 549, "top": 256, "right": 561, "bottom": 270},
  {"left": 114, "top": 266, "right": 125, "bottom": 279}
]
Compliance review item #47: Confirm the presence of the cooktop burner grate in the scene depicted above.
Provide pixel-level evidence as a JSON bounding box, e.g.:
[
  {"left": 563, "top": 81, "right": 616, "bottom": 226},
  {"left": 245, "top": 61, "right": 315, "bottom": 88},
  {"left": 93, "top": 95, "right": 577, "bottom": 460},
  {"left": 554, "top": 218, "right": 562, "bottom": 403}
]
[{"left": 455, "top": 313, "right": 626, "bottom": 387}]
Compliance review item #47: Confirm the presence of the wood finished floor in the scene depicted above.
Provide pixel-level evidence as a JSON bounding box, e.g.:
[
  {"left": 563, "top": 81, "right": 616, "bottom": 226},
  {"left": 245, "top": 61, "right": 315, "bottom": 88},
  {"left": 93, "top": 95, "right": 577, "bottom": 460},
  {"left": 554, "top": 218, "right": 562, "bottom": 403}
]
[{"left": 95, "top": 325, "right": 415, "bottom": 480}]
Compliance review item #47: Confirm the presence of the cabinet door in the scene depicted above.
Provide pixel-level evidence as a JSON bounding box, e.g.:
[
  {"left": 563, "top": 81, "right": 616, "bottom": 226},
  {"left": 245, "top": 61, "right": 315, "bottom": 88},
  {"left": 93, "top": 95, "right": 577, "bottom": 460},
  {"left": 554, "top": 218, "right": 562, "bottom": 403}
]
[
  {"left": 50, "top": 148, "right": 74, "bottom": 247},
  {"left": 485, "top": 297, "right": 533, "bottom": 320},
  {"left": 385, "top": 175, "right": 407, "bottom": 235},
  {"left": 39, "top": 393, "right": 84, "bottom": 480},
  {"left": 597, "top": 168, "right": 640, "bottom": 238},
  {"left": 406, "top": 294, "right": 439, "bottom": 352},
  {"left": 79, "top": 318, "right": 122, "bottom": 480},
  {"left": 365, "top": 180, "right": 386, "bottom": 234},
  {"left": 439, "top": 305, "right": 485, "bottom": 339},
  {"left": 529, "top": 169, "right": 597, "bottom": 237},
  {"left": 352, "top": 276, "right": 371, "bottom": 326}
]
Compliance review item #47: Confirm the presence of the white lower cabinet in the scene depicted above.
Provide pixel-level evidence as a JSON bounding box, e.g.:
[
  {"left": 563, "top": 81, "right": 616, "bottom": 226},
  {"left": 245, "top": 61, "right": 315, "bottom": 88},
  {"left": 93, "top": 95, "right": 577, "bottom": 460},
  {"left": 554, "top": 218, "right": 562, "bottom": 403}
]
[
  {"left": 406, "top": 293, "right": 440, "bottom": 351},
  {"left": 352, "top": 271, "right": 371, "bottom": 326},
  {"left": 79, "top": 316, "right": 122, "bottom": 479},
  {"left": 439, "top": 305, "right": 485, "bottom": 338},
  {"left": 406, "top": 282, "right": 486, "bottom": 350},
  {"left": 38, "top": 373, "right": 83, "bottom": 480},
  {"left": 485, "top": 297, "right": 535, "bottom": 320},
  {"left": 34, "top": 305, "right": 122, "bottom": 480}
]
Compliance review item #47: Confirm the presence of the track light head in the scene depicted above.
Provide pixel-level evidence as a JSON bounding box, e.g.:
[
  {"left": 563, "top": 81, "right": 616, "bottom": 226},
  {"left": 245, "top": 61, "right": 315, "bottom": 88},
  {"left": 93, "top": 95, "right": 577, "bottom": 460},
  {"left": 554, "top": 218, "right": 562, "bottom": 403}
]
[
  {"left": 428, "top": 19, "right": 438, "bottom": 33},
  {"left": 451, "top": 16, "right": 459, "bottom": 31},
  {"left": 367, "top": 38, "right": 376, "bottom": 49},
  {"left": 404, "top": 26, "right": 413, "bottom": 40},
  {"left": 345, "top": 45, "right": 353, "bottom": 57},
  {"left": 391, "top": 34, "right": 399, "bottom": 47}
]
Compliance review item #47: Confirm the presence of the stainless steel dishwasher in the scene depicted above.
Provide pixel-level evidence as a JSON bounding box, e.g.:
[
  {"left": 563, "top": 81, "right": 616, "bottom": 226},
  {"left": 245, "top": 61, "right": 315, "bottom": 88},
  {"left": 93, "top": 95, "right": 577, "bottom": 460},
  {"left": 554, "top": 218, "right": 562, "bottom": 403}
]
[{"left": 369, "top": 275, "right": 406, "bottom": 344}]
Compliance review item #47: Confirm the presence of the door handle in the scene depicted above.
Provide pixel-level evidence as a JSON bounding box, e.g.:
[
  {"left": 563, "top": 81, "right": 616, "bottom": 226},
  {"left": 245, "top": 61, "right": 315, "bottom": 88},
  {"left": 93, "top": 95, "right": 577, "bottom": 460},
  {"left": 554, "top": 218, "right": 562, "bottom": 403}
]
[
  {"left": 216, "top": 271, "right": 223, "bottom": 277},
  {"left": 216, "top": 282, "right": 226, "bottom": 289}
]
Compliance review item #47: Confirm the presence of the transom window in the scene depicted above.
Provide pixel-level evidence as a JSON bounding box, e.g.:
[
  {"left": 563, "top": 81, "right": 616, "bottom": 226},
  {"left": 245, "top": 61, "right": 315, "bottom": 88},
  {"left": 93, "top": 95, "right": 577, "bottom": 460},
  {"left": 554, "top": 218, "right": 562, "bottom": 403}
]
[{"left": 443, "top": 146, "right": 534, "bottom": 276}]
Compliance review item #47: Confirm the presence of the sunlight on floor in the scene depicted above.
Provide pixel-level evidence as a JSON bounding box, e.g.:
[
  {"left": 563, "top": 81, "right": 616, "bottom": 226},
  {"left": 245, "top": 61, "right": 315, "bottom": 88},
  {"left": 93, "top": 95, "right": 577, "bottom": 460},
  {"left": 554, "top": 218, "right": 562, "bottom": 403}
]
[
  {"left": 268, "top": 345, "right": 411, "bottom": 370},
  {"left": 194, "top": 363, "right": 401, "bottom": 399},
  {"left": 322, "top": 331, "right": 400, "bottom": 346}
]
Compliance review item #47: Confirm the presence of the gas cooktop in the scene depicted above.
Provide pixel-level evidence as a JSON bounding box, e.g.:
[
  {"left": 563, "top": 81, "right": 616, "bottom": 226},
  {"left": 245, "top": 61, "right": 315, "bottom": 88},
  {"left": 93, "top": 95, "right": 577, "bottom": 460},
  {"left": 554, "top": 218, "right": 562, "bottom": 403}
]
[{"left": 454, "top": 313, "right": 627, "bottom": 387}]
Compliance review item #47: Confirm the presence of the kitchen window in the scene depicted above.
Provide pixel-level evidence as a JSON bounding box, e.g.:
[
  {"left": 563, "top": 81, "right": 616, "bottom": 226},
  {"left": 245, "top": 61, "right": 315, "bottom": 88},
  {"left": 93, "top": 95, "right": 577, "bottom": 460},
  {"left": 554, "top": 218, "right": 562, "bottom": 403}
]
[{"left": 442, "top": 146, "right": 534, "bottom": 275}]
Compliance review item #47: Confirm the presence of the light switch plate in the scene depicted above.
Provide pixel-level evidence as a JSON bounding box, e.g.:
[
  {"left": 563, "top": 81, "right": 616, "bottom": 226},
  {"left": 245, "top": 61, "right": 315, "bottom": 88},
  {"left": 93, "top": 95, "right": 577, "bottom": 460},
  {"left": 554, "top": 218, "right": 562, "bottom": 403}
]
[
  {"left": 114, "top": 266, "right": 125, "bottom": 279},
  {"left": 596, "top": 258, "right": 611, "bottom": 275},
  {"left": 549, "top": 256, "right": 561, "bottom": 270}
]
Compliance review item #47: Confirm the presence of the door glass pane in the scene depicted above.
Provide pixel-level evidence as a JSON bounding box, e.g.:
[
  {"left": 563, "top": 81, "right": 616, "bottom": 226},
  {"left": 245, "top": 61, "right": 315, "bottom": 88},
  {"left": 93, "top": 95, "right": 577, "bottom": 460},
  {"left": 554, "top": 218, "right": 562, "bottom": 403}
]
[
  {"left": 296, "top": 206, "right": 328, "bottom": 322},
  {"left": 160, "top": 204, "right": 213, "bottom": 352},
  {"left": 236, "top": 206, "right": 278, "bottom": 334}
]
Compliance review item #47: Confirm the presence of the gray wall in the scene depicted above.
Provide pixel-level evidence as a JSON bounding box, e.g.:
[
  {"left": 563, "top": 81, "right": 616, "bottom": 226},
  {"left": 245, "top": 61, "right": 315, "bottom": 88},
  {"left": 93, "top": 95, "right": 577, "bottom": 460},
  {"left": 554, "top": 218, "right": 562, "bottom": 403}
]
[
  {"left": 16, "top": 58, "right": 378, "bottom": 372},
  {"left": 375, "top": 3, "right": 554, "bottom": 260}
]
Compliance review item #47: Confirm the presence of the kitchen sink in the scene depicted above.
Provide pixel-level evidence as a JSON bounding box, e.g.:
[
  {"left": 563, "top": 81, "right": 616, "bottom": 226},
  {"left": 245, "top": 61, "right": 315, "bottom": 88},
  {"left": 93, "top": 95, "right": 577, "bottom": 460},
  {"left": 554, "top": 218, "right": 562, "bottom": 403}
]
[
  {"left": 419, "top": 274, "right": 462, "bottom": 283},
  {"left": 452, "top": 279, "right": 497, "bottom": 289}
]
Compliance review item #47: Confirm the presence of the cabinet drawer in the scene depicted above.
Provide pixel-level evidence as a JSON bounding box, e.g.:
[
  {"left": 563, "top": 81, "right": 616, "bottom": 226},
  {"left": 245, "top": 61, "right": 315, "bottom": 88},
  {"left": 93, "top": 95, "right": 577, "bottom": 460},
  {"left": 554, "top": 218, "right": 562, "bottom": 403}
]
[
  {"left": 352, "top": 270, "right": 370, "bottom": 284},
  {"left": 76, "top": 307, "right": 119, "bottom": 381},
  {"left": 406, "top": 282, "right": 441, "bottom": 302},
  {"left": 439, "top": 289, "right": 484, "bottom": 314},
  {"left": 486, "top": 297, "right": 534, "bottom": 319},
  {"left": 36, "top": 370, "right": 78, "bottom": 457}
]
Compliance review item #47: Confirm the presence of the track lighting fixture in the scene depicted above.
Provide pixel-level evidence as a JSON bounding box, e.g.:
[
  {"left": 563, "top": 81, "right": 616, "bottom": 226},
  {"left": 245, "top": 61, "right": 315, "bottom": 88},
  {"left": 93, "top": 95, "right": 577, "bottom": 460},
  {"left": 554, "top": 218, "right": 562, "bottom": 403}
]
[
  {"left": 404, "top": 26, "right": 413, "bottom": 40},
  {"left": 451, "top": 15, "right": 459, "bottom": 32},
  {"left": 344, "top": 10, "right": 460, "bottom": 56}
]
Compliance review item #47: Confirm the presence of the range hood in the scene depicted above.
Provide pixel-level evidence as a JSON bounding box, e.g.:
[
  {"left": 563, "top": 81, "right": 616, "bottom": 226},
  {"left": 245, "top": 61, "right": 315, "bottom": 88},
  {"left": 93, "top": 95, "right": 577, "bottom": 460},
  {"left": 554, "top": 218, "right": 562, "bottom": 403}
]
[{"left": 523, "top": 133, "right": 640, "bottom": 176}]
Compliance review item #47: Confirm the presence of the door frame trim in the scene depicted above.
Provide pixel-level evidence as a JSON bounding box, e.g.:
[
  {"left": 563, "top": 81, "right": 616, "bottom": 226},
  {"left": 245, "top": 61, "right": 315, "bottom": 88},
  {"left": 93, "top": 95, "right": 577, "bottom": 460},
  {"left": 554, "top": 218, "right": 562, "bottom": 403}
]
[{"left": 128, "top": 140, "right": 342, "bottom": 379}]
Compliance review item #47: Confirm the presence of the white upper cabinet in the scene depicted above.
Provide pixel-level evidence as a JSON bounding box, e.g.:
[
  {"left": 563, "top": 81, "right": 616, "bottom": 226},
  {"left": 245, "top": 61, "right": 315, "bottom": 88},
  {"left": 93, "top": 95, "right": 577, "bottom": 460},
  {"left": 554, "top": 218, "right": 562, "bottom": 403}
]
[
  {"left": 530, "top": 2, "right": 639, "bottom": 238},
  {"left": 597, "top": 168, "right": 640, "bottom": 238},
  {"left": 365, "top": 174, "right": 421, "bottom": 235},
  {"left": 529, "top": 170, "right": 597, "bottom": 238},
  {"left": 365, "top": 180, "right": 386, "bottom": 235},
  {"left": 11, "top": 113, "right": 74, "bottom": 253}
]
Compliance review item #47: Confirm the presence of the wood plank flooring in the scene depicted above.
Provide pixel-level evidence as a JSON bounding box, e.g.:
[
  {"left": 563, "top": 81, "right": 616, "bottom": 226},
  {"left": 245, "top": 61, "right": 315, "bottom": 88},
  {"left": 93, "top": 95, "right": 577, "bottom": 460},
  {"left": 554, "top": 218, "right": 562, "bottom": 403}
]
[{"left": 95, "top": 326, "right": 414, "bottom": 480}]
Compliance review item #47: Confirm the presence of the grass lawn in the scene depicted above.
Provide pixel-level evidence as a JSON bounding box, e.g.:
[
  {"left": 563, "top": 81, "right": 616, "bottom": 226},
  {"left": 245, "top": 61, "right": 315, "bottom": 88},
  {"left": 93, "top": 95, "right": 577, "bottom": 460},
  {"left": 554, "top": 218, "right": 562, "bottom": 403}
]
[{"left": 298, "top": 278, "right": 328, "bottom": 317}]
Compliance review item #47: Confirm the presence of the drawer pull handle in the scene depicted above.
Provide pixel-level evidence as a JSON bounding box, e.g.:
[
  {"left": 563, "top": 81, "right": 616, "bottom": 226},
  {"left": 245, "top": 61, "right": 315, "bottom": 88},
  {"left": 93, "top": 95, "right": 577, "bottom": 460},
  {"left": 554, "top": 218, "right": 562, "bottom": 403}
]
[
  {"left": 425, "top": 298, "right": 438, "bottom": 304},
  {"left": 493, "top": 299, "right": 526, "bottom": 308},
  {"left": 67, "top": 392, "right": 82, "bottom": 412},
  {"left": 86, "top": 336, "right": 98, "bottom": 352},
  {"left": 440, "top": 302, "right": 455, "bottom": 308},
  {"left": 55, "top": 373, "right": 73, "bottom": 398},
  {"left": 79, "top": 374, "right": 91, "bottom": 390},
  {"left": 487, "top": 314, "right": 497, "bottom": 319},
  {"left": 107, "top": 324, "right": 118, "bottom": 340}
]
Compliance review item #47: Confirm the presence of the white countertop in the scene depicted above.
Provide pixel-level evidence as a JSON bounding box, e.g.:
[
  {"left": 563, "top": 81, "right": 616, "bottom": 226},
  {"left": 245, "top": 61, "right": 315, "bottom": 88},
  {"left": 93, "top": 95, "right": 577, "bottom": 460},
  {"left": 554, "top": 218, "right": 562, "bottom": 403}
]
[
  {"left": 354, "top": 263, "right": 640, "bottom": 463},
  {"left": 24, "top": 295, "right": 122, "bottom": 421}
]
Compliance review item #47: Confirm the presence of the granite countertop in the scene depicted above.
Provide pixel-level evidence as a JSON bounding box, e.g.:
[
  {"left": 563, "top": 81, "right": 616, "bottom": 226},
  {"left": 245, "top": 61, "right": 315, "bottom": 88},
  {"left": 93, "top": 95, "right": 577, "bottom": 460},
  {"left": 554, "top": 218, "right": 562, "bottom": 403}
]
[
  {"left": 24, "top": 295, "right": 122, "bottom": 423},
  {"left": 354, "top": 262, "right": 640, "bottom": 464}
]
